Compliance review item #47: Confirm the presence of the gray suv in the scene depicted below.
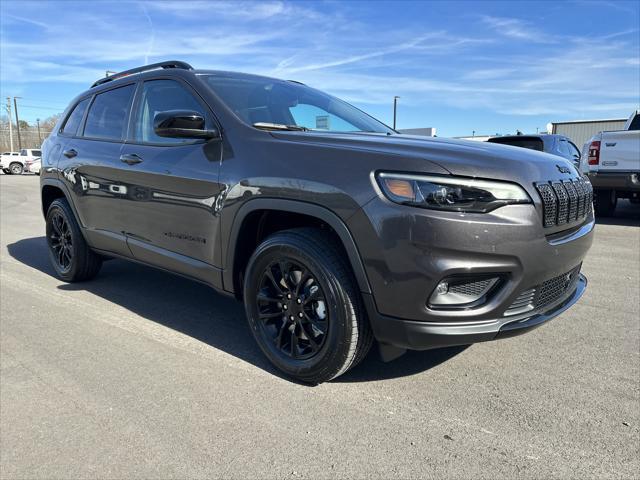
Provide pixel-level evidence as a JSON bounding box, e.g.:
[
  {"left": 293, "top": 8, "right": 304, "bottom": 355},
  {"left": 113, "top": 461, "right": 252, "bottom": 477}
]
[{"left": 39, "top": 61, "right": 594, "bottom": 383}]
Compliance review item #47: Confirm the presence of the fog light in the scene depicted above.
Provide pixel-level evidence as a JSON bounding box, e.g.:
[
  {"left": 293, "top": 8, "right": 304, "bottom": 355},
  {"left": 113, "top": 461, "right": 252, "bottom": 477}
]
[
  {"left": 435, "top": 281, "right": 449, "bottom": 295},
  {"left": 429, "top": 276, "right": 501, "bottom": 309}
]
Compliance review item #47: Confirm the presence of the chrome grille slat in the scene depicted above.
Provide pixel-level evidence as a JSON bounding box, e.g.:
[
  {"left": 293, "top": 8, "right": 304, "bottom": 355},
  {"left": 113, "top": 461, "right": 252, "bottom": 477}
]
[
  {"left": 552, "top": 182, "right": 569, "bottom": 225},
  {"left": 563, "top": 181, "right": 579, "bottom": 222},
  {"left": 536, "top": 177, "right": 592, "bottom": 228}
]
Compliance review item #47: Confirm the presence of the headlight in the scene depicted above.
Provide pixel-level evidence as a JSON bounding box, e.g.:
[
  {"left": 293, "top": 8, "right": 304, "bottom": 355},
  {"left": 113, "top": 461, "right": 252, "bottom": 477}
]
[{"left": 376, "top": 172, "right": 531, "bottom": 213}]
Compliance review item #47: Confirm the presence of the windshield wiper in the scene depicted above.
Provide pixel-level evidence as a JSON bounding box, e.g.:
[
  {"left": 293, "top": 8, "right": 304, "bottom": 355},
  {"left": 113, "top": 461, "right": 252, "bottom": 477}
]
[{"left": 252, "top": 122, "right": 309, "bottom": 132}]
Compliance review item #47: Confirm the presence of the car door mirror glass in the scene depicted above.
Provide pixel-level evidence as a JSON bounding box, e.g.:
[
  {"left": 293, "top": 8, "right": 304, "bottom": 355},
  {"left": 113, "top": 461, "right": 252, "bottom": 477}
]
[{"left": 153, "top": 110, "right": 220, "bottom": 140}]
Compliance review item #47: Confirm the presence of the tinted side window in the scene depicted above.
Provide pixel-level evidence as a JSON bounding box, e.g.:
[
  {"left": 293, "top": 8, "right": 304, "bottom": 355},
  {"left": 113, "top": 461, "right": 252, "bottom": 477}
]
[
  {"left": 84, "top": 85, "right": 135, "bottom": 140},
  {"left": 133, "top": 79, "right": 207, "bottom": 144},
  {"left": 628, "top": 114, "right": 640, "bottom": 131},
  {"left": 61, "top": 98, "right": 90, "bottom": 136},
  {"left": 32, "top": 150, "right": 42, "bottom": 157}
]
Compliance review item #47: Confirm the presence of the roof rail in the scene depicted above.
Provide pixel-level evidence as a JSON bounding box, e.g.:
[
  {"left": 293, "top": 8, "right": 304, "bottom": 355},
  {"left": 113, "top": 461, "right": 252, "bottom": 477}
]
[{"left": 91, "top": 60, "right": 194, "bottom": 88}]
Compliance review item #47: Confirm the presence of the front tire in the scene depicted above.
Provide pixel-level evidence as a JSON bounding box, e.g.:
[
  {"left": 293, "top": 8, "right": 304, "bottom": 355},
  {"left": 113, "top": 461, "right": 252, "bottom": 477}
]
[
  {"left": 46, "top": 198, "right": 102, "bottom": 282},
  {"left": 594, "top": 189, "right": 617, "bottom": 216},
  {"left": 9, "top": 162, "right": 23, "bottom": 175},
  {"left": 243, "top": 228, "right": 372, "bottom": 384}
]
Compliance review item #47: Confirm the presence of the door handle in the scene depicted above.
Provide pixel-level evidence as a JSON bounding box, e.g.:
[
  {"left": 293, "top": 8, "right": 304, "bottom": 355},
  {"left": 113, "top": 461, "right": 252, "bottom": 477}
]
[
  {"left": 63, "top": 149, "right": 78, "bottom": 158},
  {"left": 120, "top": 153, "right": 143, "bottom": 165}
]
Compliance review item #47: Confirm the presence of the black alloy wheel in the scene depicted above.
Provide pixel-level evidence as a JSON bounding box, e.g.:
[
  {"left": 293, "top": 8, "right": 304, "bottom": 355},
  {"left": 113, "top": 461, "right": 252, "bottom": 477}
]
[
  {"left": 243, "top": 228, "right": 373, "bottom": 384},
  {"left": 45, "top": 198, "right": 102, "bottom": 282},
  {"left": 48, "top": 210, "right": 74, "bottom": 272},
  {"left": 256, "top": 259, "right": 329, "bottom": 360}
]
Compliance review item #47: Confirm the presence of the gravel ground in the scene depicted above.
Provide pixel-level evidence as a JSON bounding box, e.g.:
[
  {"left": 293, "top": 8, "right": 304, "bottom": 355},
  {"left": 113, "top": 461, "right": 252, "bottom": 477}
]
[{"left": 1, "top": 174, "right": 638, "bottom": 479}]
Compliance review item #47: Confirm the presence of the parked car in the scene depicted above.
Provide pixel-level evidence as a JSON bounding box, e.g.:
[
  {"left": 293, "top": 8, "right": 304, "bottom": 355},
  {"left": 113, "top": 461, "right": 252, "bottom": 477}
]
[
  {"left": 24, "top": 157, "right": 42, "bottom": 175},
  {"left": 40, "top": 61, "right": 594, "bottom": 383},
  {"left": 1, "top": 148, "right": 42, "bottom": 175},
  {"left": 1, "top": 151, "right": 21, "bottom": 174},
  {"left": 582, "top": 110, "right": 640, "bottom": 216},
  {"left": 487, "top": 134, "right": 582, "bottom": 167}
]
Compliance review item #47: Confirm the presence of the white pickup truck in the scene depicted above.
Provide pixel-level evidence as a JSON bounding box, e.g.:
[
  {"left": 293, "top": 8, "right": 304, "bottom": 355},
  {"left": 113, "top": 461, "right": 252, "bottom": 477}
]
[
  {"left": 583, "top": 110, "right": 640, "bottom": 216},
  {"left": 0, "top": 148, "right": 42, "bottom": 175}
]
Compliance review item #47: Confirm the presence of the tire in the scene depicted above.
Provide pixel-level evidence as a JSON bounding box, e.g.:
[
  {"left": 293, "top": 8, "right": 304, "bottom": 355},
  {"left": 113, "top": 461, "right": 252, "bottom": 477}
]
[
  {"left": 46, "top": 198, "right": 102, "bottom": 282},
  {"left": 594, "top": 189, "right": 617, "bottom": 217},
  {"left": 2, "top": 169, "right": 9, "bottom": 174},
  {"left": 243, "top": 228, "right": 373, "bottom": 384},
  {"left": 9, "top": 162, "right": 23, "bottom": 175}
]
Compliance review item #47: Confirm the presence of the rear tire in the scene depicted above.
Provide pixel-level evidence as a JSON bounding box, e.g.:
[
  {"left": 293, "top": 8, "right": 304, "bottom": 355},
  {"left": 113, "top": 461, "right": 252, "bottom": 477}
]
[
  {"left": 594, "top": 189, "right": 617, "bottom": 217},
  {"left": 46, "top": 198, "right": 102, "bottom": 282},
  {"left": 243, "top": 228, "right": 372, "bottom": 384},
  {"left": 9, "top": 162, "right": 23, "bottom": 175}
]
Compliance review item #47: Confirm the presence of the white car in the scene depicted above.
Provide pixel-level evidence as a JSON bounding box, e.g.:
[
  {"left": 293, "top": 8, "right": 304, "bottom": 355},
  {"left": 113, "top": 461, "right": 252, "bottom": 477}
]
[
  {"left": 583, "top": 110, "right": 640, "bottom": 215},
  {"left": 24, "top": 157, "right": 42, "bottom": 175},
  {"left": 0, "top": 148, "right": 42, "bottom": 175}
]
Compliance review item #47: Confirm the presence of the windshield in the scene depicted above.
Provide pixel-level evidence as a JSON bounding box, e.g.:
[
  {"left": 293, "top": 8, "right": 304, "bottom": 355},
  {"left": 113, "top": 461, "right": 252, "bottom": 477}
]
[{"left": 201, "top": 73, "right": 393, "bottom": 134}]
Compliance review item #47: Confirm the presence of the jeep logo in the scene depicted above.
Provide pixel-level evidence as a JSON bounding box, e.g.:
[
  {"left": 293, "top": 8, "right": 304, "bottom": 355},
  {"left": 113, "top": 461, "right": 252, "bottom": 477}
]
[{"left": 556, "top": 164, "right": 572, "bottom": 174}]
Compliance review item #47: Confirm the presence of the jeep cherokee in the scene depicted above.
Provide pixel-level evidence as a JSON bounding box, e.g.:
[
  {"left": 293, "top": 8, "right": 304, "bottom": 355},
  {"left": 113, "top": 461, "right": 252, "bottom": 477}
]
[{"left": 40, "top": 61, "right": 594, "bottom": 383}]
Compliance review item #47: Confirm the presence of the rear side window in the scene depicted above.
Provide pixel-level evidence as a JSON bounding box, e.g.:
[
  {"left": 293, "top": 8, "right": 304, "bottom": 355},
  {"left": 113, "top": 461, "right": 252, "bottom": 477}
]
[
  {"left": 628, "top": 114, "right": 640, "bottom": 131},
  {"left": 488, "top": 137, "right": 544, "bottom": 151},
  {"left": 133, "top": 79, "right": 207, "bottom": 144},
  {"left": 32, "top": 150, "right": 42, "bottom": 157},
  {"left": 84, "top": 84, "right": 135, "bottom": 140},
  {"left": 61, "top": 98, "right": 90, "bottom": 136}
]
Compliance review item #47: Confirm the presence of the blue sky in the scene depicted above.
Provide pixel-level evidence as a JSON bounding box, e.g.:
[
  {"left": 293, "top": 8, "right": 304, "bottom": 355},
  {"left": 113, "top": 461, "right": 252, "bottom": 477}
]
[{"left": 1, "top": 0, "right": 639, "bottom": 137}]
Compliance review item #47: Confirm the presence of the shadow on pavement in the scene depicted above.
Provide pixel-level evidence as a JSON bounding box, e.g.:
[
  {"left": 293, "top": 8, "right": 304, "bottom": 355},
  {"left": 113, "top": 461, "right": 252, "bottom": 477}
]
[
  {"left": 7, "top": 236, "right": 465, "bottom": 384},
  {"left": 595, "top": 200, "right": 640, "bottom": 227}
]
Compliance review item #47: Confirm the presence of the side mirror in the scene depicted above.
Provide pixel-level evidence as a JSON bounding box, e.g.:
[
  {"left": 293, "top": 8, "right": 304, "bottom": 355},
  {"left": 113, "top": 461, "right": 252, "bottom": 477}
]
[{"left": 153, "top": 110, "right": 220, "bottom": 140}]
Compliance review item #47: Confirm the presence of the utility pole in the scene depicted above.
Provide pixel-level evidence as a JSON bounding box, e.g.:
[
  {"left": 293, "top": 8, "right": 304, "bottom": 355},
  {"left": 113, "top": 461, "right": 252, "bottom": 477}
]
[
  {"left": 13, "top": 97, "right": 22, "bottom": 150},
  {"left": 472, "top": 130, "right": 476, "bottom": 137},
  {"left": 393, "top": 96, "right": 400, "bottom": 130},
  {"left": 6, "top": 97, "right": 14, "bottom": 151},
  {"left": 36, "top": 118, "right": 42, "bottom": 145}
]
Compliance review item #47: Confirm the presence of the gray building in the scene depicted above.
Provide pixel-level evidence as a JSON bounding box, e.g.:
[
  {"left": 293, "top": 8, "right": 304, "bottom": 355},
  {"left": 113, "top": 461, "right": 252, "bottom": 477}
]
[
  {"left": 398, "top": 127, "right": 436, "bottom": 136},
  {"left": 549, "top": 118, "right": 626, "bottom": 148}
]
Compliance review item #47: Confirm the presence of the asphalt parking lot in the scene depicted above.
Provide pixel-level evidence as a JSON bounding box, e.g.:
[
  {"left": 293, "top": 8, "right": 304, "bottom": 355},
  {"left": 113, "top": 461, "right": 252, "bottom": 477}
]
[{"left": 1, "top": 174, "right": 638, "bottom": 479}]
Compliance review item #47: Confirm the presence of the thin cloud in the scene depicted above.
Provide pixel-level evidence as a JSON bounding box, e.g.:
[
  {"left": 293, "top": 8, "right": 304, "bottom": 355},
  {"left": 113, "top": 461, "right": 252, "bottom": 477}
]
[{"left": 480, "top": 15, "right": 556, "bottom": 44}]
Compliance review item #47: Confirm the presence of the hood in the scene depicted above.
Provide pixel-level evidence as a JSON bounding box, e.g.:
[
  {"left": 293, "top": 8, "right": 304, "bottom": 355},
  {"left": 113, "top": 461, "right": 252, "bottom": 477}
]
[{"left": 270, "top": 131, "right": 579, "bottom": 187}]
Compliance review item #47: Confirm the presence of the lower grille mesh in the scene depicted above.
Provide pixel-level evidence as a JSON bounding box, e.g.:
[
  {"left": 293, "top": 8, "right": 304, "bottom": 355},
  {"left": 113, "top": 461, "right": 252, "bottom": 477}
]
[{"left": 505, "top": 265, "right": 581, "bottom": 316}]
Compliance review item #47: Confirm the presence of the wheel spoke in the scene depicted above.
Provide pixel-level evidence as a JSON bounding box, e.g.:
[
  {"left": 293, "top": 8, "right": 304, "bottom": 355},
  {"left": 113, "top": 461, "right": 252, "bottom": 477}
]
[
  {"left": 303, "top": 312, "right": 327, "bottom": 334},
  {"left": 51, "top": 216, "right": 62, "bottom": 235},
  {"left": 264, "top": 268, "right": 285, "bottom": 295},
  {"left": 274, "top": 323, "right": 287, "bottom": 350},
  {"left": 303, "top": 287, "right": 322, "bottom": 305},
  {"left": 259, "top": 311, "right": 284, "bottom": 322},
  {"left": 58, "top": 246, "right": 66, "bottom": 266},
  {"left": 300, "top": 322, "right": 319, "bottom": 350},
  {"left": 295, "top": 270, "right": 311, "bottom": 296},
  {"left": 278, "top": 261, "right": 291, "bottom": 290},
  {"left": 257, "top": 292, "right": 281, "bottom": 303},
  {"left": 290, "top": 329, "right": 298, "bottom": 358}
]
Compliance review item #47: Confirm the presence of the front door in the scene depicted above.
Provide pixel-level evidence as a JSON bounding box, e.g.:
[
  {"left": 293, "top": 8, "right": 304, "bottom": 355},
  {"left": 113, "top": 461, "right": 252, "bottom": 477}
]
[{"left": 118, "top": 78, "right": 224, "bottom": 286}]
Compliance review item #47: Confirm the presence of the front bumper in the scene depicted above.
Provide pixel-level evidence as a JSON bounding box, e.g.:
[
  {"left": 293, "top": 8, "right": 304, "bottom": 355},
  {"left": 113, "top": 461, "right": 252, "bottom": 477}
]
[{"left": 363, "top": 274, "right": 586, "bottom": 351}]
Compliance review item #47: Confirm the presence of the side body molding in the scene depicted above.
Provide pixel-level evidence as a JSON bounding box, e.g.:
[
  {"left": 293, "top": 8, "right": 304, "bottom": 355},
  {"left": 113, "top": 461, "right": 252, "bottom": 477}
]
[{"left": 223, "top": 199, "right": 371, "bottom": 295}]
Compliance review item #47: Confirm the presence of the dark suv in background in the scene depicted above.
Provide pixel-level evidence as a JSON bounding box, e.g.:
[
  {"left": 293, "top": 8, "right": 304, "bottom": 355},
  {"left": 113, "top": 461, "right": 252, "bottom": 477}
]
[
  {"left": 488, "top": 134, "right": 582, "bottom": 167},
  {"left": 40, "top": 61, "right": 594, "bottom": 383}
]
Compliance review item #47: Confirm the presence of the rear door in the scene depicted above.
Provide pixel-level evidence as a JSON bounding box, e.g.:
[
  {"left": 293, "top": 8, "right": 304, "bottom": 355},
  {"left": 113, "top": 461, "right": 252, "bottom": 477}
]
[
  {"left": 58, "top": 84, "right": 135, "bottom": 255},
  {"left": 118, "top": 78, "right": 224, "bottom": 284}
]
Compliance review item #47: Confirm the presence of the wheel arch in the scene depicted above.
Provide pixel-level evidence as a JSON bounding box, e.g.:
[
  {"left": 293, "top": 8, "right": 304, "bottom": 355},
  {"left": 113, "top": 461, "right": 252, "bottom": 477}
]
[{"left": 223, "top": 199, "right": 371, "bottom": 299}]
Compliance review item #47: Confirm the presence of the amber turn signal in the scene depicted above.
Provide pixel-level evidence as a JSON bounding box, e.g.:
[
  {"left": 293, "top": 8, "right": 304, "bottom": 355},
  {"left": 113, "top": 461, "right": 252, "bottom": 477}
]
[{"left": 383, "top": 178, "right": 415, "bottom": 200}]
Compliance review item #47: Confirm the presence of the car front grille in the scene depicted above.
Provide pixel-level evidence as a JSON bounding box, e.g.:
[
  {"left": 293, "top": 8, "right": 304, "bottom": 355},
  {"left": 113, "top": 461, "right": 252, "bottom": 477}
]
[
  {"left": 535, "top": 177, "right": 592, "bottom": 228},
  {"left": 505, "top": 265, "right": 582, "bottom": 316}
]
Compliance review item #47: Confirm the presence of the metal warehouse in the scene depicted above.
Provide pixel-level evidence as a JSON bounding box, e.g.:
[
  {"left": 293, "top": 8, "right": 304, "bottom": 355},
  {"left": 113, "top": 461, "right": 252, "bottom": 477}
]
[{"left": 549, "top": 118, "right": 627, "bottom": 149}]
